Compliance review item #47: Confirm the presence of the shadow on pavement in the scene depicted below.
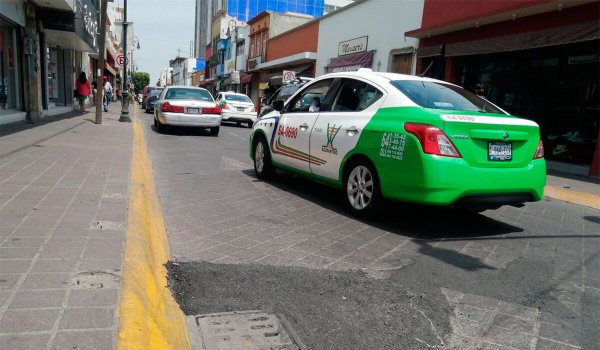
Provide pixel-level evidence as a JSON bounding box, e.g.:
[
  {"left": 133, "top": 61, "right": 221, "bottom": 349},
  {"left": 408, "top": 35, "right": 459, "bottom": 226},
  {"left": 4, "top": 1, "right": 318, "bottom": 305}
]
[
  {"left": 584, "top": 215, "right": 600, "bottom": 224},
  {"left": 0, "top": 109, "right": 90, "bottom": 138},
  {"left": 416, "top": 240, "right": 496, "bottom": 271},
  {"left": 150, "top": 124, "right": 216, "bottom": 137},
  {"left": 241, "top": 169, "right": 523, "bottom": 239}
]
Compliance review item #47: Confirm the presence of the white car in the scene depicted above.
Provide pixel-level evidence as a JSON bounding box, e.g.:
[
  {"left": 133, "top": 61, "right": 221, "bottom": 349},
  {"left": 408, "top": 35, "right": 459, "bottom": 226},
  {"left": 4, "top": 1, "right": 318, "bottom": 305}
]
[
  {"left": 154, "top": 86, "right": 222, "bottom": 136},
  {"left": 215, "top": 91, "right": 257, "bottom": 128}
]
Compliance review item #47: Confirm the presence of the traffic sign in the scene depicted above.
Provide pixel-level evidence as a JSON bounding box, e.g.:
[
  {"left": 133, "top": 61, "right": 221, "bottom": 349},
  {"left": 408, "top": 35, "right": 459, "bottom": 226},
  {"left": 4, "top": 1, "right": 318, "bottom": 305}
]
[
  {"left": 282, "top": 70, "right": 295, "bottom": 83},
  {"left": 116, "top": 54, "right": 128, "bottom": 67}
]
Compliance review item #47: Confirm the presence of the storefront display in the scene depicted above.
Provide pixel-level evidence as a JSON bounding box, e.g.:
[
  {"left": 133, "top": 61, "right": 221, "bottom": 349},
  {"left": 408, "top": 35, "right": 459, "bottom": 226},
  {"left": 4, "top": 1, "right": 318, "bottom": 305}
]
[{"left": 0, "top": 19, "right": 22, "bottom": 114}]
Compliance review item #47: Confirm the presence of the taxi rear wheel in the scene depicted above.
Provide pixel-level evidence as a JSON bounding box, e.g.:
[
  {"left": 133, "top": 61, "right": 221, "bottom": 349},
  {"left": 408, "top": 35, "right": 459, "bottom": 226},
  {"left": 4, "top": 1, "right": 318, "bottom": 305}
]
[
  {"left": 254, "top": 137, "right": 275, "bottom": 179},
  {"left": 343, "top": 159, "right": 382, "bottom": 218}
]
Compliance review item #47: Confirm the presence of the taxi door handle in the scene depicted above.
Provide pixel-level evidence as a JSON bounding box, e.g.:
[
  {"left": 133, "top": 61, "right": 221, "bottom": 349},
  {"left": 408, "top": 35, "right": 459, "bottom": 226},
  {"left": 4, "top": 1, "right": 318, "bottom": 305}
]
[
  {"left": 299, "top": 123, "right": 309, "bottom": 130},
  {"left": 346, "top": 126, "right": 359, "bottom": 135}
]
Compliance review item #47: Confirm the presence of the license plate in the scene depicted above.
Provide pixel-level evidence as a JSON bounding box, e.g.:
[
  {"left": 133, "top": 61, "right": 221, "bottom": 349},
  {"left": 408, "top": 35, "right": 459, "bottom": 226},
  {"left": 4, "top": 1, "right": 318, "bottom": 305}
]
[
  {"left": 187, "top": 107, "right": 200, "bottom": 114},
  {"left": 488, "top": 142, "right": 512, "bottom": 161},
  {"left": 237, "top": 107, "right": 245, "bottom": 111}
]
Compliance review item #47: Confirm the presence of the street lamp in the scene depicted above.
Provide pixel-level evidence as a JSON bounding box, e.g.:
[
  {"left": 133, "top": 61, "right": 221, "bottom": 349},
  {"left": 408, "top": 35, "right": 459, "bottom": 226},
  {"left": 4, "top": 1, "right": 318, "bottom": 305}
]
[
  {"left": 119, "top": 0, "right": 131, "bottom": 122},
  {"left": 131, "top": 36, "right": 140, "bottom": 93},
  {"left": 226, "top": 19, "right": 238, "bottom": 92}
]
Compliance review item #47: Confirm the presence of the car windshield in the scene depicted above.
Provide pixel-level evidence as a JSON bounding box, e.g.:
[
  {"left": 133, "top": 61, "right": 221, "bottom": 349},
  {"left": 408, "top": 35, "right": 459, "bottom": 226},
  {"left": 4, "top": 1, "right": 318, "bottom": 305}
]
[
  {"left": 224, "top": 94, "right": 252, "bottom": 103},
  {"left": 390, "top": 80, "right": 504, "bottom": 114},
  {"left": 164, "top": 88, "right": 213, "bottom": 101}
]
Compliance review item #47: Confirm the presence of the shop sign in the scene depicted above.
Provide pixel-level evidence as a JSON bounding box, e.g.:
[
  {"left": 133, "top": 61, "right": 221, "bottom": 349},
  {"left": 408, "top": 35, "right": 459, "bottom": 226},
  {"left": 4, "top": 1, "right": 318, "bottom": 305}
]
[
  {"left": 225, "top": 59, "right": 235, "bottom": 74},
  {"left": 338, "top": 36, "right": 368, "bottom": 56},
  {"left": 259, "top": 82, "right": 269, "bottom": 90},
  {"left": 247, "top": 56, "right": 262, "bottom": 70},
  {"left": 232, "top": 71, "right": 240, "bottom": 84}
]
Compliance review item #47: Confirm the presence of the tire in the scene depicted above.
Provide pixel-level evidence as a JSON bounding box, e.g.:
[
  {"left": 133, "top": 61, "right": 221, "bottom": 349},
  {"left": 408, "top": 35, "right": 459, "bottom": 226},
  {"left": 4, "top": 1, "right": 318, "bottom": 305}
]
[
  {"left": 342, "top": 159, "right": 383, "bottom": 218},
  {"left": 253, "top": 136, "right": 275, "bottom": 179},
  {"left": 154, "top": 117, "right": 163, "bottom": 133},
  {"left": 236, "top": 121, "right": 242, "bottom": 127},
  {"left": 247, "top": 121, "right": 254, "bottom": 128},
  {"left": 209, "top": 127, "right": 220, "bottom": 136}
]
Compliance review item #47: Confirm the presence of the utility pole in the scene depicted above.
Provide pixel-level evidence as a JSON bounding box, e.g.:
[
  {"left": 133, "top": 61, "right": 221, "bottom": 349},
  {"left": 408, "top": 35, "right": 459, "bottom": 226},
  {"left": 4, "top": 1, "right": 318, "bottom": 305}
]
[
  {"left": 119, "top": 0, "right": 131, "bottom": 122},
  {"left": 95, "top": 0, "right": 108, "bottom": 124}
]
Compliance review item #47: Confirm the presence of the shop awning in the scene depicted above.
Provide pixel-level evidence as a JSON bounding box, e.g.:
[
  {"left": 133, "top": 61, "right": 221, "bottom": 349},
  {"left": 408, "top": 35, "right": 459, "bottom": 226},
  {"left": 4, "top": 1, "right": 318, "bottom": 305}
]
[
  {"left": 325, "top": 50, "right": 375, "bottom": 73},
  {"left": 240, "top": 74, "right": 256, "bottom": 84},
  {"left": 104, "top": 63, "right": 117, "bottom": 77},
  {"left": 445, "top": 21, "right": 600, "bottom": 57},
  {"left": 417, "top": 45, "right": 443, "bottom": 58}
]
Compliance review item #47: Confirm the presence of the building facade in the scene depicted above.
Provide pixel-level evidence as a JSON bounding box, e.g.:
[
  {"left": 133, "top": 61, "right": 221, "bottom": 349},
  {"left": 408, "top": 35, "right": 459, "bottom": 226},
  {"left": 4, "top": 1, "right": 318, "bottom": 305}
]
[
  {"left": 406, "top": 0, "right": 600, "bottom": 174},
  {"left": 315, "top": 0, "right": 423, "bottom": 77},
  {"left": 195, "top": 0, "right": 326, "bottom": 59},
  {"left": 170, "top": 57, "right": 198, "bottom": 86},
  {"left": 0, "top": 0, "right": 102, "bottom": 126}
]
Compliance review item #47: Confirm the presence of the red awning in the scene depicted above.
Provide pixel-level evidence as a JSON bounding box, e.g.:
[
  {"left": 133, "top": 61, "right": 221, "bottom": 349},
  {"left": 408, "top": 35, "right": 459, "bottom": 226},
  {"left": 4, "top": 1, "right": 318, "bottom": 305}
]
[
  {"left": 104, "top": 62, "right": 117, "bottom": 76},
  {"left": 241, "top": 74, "right": 256, "bottom": 84},
  {"left": 325, "top": 50, "right": 375, "bottom": 73}
]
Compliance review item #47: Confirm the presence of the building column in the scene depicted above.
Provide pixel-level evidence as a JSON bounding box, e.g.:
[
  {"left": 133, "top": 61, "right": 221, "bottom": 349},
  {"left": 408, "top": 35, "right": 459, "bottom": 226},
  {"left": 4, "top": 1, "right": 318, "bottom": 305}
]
[{"left": 23, "top": 2, "right": 43, "bottom": 121}]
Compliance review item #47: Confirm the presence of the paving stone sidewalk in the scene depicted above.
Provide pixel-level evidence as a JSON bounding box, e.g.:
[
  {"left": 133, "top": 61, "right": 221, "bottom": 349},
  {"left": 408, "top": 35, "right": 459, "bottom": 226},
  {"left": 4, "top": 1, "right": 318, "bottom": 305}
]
[{"left": 0, "top": 105, "right": 132, "bottom": 350}]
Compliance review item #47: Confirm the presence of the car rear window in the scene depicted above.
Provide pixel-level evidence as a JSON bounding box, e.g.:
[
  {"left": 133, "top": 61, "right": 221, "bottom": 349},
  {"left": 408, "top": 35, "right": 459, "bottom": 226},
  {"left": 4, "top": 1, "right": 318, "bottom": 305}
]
[
  {"left": 164, "top": 88, "right": 213, "bottom": 101},
  {"left": 390, "top": 80, "right": 503, "bottom": 114},
  {"left": 280, "top": 85, "right": 302, "bottom": 100},
  {"left": 225, "top": 94, "right": 252, "bottom": 103},
  {"left": 149, "top": 90, "right": 162, "bottom": 97}
]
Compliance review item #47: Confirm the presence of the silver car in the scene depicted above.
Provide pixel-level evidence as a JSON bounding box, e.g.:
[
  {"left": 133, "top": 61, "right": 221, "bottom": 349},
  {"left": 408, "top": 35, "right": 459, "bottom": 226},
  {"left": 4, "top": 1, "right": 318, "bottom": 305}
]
[{"left": 154, "top": 86, "right": 222, "bottom": 136}]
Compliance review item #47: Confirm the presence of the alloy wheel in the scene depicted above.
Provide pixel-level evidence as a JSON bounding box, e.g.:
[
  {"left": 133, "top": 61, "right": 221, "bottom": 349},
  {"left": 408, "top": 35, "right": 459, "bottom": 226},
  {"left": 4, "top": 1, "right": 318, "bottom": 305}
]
[{"left": 346, "top": 165, "right": 374, "bottom": 210}]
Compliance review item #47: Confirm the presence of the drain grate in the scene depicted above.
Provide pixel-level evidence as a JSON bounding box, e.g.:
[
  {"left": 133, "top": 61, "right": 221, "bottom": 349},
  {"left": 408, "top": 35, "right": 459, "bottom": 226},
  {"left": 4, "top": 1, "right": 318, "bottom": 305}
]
[{"left": 187, "top": 310, "right": 304, "bottom": 350}]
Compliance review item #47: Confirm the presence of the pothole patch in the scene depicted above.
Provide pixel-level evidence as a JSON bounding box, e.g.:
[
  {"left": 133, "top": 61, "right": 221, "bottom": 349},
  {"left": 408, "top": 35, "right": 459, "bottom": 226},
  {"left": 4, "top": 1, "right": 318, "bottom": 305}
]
[
  {"left": 70, "top": 271, "right": 121, "bottom": 289},
  {"left": 102, "top": 193, "right": 127, "bottom": 200},
  {"left": 187, "top": 310, "right": 305, "bottom": 350}
]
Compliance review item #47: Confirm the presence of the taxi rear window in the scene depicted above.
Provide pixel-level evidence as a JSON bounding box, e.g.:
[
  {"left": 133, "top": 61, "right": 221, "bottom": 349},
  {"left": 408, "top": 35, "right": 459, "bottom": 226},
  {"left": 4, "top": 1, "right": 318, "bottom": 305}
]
[{"left": 390, "top": 80, "right": 503, "bottom": 114}]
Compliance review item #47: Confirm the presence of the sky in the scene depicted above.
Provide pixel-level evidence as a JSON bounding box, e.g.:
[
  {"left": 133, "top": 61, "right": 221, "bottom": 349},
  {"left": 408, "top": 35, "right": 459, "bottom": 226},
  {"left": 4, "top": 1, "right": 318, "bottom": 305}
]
[{"left": 112, "top": 0, "right": 196, "bottom": 84}]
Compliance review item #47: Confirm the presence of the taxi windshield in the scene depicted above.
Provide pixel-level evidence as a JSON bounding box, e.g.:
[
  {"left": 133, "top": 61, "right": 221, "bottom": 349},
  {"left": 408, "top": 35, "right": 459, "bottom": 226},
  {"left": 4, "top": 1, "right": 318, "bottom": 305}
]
[{"left": 390, "top": 80, "right": 504, "bottom": 114}]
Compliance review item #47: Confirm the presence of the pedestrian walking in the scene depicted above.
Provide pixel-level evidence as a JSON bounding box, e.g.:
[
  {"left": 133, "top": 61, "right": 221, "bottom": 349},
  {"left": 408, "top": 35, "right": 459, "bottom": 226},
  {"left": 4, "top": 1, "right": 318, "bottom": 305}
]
[
  {"left": 75, "top": 72, "right": 92, "bottom": 113},
  {"left": 103, "top": 76, "right": 113, "bottom": 112}
]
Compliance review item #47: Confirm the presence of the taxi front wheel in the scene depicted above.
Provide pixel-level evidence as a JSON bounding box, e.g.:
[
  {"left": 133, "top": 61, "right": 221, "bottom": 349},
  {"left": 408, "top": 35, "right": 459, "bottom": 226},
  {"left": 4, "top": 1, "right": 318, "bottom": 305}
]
[
  {"left": 343, "top": 160, "right": 383, "bottom": 218},
  {"left": 254, "top": 137, "right": 275, "bottom": 179}
]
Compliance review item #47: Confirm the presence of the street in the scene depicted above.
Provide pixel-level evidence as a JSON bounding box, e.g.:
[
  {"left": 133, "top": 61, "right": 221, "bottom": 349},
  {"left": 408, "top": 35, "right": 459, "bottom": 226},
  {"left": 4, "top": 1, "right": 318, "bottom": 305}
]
[{"left": 139, "top": 113, "right": 600, "bottom": 350}]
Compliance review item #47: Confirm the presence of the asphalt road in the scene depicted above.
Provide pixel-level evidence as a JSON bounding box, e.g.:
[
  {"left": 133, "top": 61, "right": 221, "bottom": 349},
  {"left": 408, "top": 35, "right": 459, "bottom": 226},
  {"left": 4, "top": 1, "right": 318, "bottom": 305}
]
[{"left": 139, "top": 111, "right": 600, "bottom": 350}]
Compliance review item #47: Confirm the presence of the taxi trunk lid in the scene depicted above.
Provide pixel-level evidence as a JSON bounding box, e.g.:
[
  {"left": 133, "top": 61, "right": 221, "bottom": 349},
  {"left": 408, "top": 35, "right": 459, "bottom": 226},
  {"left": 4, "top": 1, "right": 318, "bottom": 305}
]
[{"left": 441, "top": 112, "right": 540, "bottom": 168}]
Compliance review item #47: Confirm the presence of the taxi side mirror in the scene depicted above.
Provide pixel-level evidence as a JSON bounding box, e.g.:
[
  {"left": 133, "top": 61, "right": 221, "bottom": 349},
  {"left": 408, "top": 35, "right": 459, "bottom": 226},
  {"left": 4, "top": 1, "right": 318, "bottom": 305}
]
[{"left": 272, "top": 100, "right": 284, "bottom": 112}]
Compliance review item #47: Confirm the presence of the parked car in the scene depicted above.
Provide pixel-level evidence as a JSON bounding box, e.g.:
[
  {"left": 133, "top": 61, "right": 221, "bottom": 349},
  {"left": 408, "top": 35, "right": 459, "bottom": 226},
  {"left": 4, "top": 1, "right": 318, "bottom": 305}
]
[
  {"left": 250, "top": 69, "right": 545, "bottom": 217},
  {"left": 258, "top": 77, "right": 313, "bottom": 118},
  {"left": 136, "top": 93, "right": 143, "bottom": 104},
  {"left": 153, "top": 86, "right": 222, "bottom": 135},
  {"left": 142, "top": 86, "right": 163, "bottom": 109},
  {"left": 215, "top": 91, "right": 257, "bottom": 128},
  {"left": 145, "top": 89, "right": 163, "bottom": 113}
]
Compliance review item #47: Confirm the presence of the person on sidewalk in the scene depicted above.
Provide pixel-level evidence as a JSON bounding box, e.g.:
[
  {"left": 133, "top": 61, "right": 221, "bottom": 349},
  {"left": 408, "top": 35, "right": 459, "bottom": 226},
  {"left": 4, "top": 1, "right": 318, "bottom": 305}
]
[
  {"left": 75, "top": 72, "right": 92, "bottom": 113},
  {"left": 103, "top": 77, "right": 113, "bottom": 112}
]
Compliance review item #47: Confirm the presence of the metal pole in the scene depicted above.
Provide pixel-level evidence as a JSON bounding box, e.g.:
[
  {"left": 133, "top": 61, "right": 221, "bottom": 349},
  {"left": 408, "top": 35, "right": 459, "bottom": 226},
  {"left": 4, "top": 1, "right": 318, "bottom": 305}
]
[
  {"left": 233, "top": 25, "right": 237, "bottom": 93},
  {"left": 95, "top": 0, "right": 108, "bottom": 124},
  {"left": 119, "top": 0, "right": 131, "bottom": 122}
]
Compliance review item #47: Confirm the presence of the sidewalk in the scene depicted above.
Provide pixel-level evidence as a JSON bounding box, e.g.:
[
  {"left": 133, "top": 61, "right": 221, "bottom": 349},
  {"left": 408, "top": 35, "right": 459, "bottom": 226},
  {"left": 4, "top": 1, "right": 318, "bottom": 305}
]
[{"left": 0, "top": 104, "right": 131, "bottom": 349}]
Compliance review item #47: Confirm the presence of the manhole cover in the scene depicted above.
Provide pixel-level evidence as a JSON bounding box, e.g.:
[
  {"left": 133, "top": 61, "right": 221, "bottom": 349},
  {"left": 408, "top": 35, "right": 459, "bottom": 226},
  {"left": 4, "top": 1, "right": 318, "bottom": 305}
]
[{"left": 187, "top": 310, "right": 305, "bottom": 350}]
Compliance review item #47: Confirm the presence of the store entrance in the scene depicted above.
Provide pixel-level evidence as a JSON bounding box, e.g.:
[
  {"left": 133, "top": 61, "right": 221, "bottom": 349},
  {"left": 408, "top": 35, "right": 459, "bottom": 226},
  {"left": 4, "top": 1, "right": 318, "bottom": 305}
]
[{"left": 457, "top": 40, "right": 599, "bottom": 166}]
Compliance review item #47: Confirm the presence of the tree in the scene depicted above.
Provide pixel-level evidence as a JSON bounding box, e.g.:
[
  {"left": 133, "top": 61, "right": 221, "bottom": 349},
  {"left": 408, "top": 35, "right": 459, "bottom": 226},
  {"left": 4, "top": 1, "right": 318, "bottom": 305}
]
[{"left": 132, "top": 71, "right": 150, "bottom": 93}]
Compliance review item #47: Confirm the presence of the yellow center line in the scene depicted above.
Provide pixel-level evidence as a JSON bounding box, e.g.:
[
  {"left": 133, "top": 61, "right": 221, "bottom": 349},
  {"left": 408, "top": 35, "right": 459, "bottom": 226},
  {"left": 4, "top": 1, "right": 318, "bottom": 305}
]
[{"left": 117, "top": 106, "right": 190, "bottom": 350}]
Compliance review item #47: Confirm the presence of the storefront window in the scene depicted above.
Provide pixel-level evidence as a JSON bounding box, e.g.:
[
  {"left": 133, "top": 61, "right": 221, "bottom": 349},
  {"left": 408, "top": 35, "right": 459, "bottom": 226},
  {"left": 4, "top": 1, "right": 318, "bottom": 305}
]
[
  {"left": 0, "top": 20, "right": 22, "bottom": 114},
  {"left": 457, "top": 40, "right": 600, "bottom": 165}
]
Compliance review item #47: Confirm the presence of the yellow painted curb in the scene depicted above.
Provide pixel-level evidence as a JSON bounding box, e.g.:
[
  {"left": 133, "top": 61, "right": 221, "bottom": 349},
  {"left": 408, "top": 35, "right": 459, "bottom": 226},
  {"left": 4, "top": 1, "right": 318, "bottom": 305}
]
[
  {"left": 116, "top": 107, "right": 191, "bottom": 350},
  {"left": 545, "top": 185, "right": 600, "bottom": 211}
]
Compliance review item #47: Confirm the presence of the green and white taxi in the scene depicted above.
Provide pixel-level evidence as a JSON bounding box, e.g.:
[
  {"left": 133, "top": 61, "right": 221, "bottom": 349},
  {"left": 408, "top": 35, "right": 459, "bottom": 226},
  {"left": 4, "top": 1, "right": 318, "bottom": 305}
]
[{"left": 250, "top": 69, "right": 545, "bottom": 216}]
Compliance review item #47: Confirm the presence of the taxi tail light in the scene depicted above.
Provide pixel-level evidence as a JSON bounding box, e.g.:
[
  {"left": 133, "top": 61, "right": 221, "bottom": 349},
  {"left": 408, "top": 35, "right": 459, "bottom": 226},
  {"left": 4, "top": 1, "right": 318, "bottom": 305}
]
[
  {"left": 533, "top": 139, "right": 544, "bottom": 159},
  {"left": 404, "top": 123, "right": 462, "bottom": 158},
  {"left": 161, "top": 102, "right": 184, "bottom": 113},
  {"left": 251, "top": 106, "right": 256, "bottom": 112},
  {"left": 202, "top": 104, "right": 221, "bottom": 115}
]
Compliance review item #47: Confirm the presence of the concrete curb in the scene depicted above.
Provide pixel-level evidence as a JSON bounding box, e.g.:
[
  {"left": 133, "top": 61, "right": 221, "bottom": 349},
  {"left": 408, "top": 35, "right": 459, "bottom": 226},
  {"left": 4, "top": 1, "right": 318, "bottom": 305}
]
[
  {"left": 545, "top": 185, "right": 600, "bottom": 211},
  {"left": 116, "top": 106, "right": 191, "bottom": 350}
]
